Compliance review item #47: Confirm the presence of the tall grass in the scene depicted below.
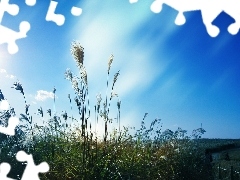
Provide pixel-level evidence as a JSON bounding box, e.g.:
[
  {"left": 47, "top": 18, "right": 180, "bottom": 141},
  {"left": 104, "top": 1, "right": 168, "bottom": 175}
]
[{"left": 0, "top": 41, "right": 213, "bottom": 180}]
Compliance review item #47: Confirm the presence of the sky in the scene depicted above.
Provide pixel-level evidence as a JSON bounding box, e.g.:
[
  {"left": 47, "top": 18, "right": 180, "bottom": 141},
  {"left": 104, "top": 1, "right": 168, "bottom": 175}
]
[{"left": 0, "top": 0, "right": 240, "bottom": 139}]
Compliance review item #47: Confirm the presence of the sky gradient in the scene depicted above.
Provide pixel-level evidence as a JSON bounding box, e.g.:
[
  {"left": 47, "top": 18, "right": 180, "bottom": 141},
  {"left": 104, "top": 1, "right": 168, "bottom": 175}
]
[{"left": 0, "top": 0, "right": 240, "bottom": 139}]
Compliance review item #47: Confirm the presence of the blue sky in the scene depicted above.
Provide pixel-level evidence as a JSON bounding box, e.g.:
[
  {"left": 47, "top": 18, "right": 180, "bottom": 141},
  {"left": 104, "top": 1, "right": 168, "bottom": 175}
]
[{"left": 0, "top": 0, "right": 240, "bottom": 139}]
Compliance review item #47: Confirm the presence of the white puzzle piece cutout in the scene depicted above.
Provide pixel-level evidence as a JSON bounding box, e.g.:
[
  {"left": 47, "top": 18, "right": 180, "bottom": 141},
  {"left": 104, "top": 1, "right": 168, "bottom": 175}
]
[
  {"left": 46, "top": 0, "right": 65, "bottom": 26},
  {"left": 0, "top": 99, "right": 19, "bottom": 136},
  {"left": 150, "top": 0, "right": 240, "bottom": 37},
  {"left": 46, "top": 0, "right": 82, "bottom": 26},
  {"left": 0, "top": 100, "right": 10, "bottom": 111},
  {"left": 0, "top": 21, "right": 30, "bottom": 54},
  {"left": 0, "top": 116, "right": 19, "bottom": 136},
  {"left": 0, "top": 163, "right": 16, "bottom": 180},
  {"left": 71, "top": 6, "right": 82, "bottom": 16},
  {"left": 16, "top": 151, "right": 49, "bottom": 180},
  {"left": 131, "top": 0, "right": 240, "bottom": 37},
  {"left": 0, "top": 0, "right": 35, "bottom": 54}
]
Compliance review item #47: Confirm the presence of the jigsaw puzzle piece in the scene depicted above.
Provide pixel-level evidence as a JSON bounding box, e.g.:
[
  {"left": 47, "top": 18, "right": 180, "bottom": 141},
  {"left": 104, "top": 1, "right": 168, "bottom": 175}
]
[
  {"left": 150, "top": 0, "right": 224, "bottom": 37},
  {"left": 46, "top": 0, "right": 82, "bottom": 25},
  {"left": 0, "top": 162, "right": 16, "bottom": 180},
  {"left": 16, "top": 151, "right": 49, "bottom": 180},
  {"left": 201, "top": 7, "right": 222, "bottom": 37},
  {"left": 0, "top": 99, "right": 18, "bottom": 136},
  {"left": 0, "top": 116, "right": 19, "bottom": 135},
  {"left": 0, "top": 99, "right": 10, "bottom": 111},
  {"left": 0, "top": 0, "right": 19, "bottom": 22},
  {"left": 224, "top": 7, "right": 240, "bottom": 35},
  {"left": 0, "top": 21, "right": 30, "bottom": 54},
  {"left": 46, "top": 0, "right": 65, "bottom": 26}
]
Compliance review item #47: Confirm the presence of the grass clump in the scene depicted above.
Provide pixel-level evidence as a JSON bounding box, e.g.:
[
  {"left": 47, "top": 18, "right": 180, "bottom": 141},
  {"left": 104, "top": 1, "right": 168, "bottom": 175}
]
[{"left": 0, "top": 41, "right": 213, "bottom": 180}]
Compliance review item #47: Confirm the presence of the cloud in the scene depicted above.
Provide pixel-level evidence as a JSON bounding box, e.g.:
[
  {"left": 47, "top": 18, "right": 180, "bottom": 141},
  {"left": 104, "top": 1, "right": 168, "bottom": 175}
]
[
  {"left": 35, "top": 90, "right": 55, "bottom": 101},
  {"left": 0, "top": 69, "right": 16, "bottom": 79},
  {"left": 0, "top": 69, "right": 7, "bottom": 74},
  {"left": 6, "top": 74, "right": 16, "bottom": 79}
]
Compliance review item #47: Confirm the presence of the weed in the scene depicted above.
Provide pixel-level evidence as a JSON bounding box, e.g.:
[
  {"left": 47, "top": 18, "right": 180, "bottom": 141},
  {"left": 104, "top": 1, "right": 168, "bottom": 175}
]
[{"left": 0, "top": 42, "right": 215, "bottom": 180}]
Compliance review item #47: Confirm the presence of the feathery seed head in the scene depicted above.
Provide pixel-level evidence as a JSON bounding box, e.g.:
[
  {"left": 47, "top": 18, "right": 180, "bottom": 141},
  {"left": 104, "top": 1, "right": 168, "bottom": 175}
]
[
  {"left": 47, "top": 109, "right": 51, "bottom": 117},
  {"left": 72, "top": 77, "right": 79, "bottom": 92},
  {"left": 96, "top": 93, "right": 102, "bottom": 106},
  {"left": 65, "top": 68, "right": 73, "bottom": 81},
  {"left": 108, "top": 54, "right": 114, "bottom": 73},
  {"left": 25, "top": 104, "right": 30, "bottom": 115},
  {"left": 62, "top": 111, "right": 67, "bottom": 121},
  {"left": 53, "top": 87, "right": 56, "bottom": 94},
  {"left": 38, "top": 107, "right": 43, "bottom": 117},
  {"left": 71, "top": 41, "right": 84, "bottom": 67},
  {"left": 0, "top": 89, "right": 4, "bottom": 101},
  {"left": 110, "top": 91, "right": 118, "bottom": 99},
  {"left": 117, "top": 99, "right": 121, "bottom": 110},
  {"left": 80, "top": 64, "right": 88, "bottom": 86},
  {"left": 12, "top": 81, "right": 24, "bottom": 95},
  {"left": 113, "top": 70, "right": 120, "bottom": 85}
]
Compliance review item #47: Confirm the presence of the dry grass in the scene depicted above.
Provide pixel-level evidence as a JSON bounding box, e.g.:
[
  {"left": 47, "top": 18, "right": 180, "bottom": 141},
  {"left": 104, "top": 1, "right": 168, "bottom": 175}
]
[{"left": 1, "top": 42, "right": 238, "bottom": 179}]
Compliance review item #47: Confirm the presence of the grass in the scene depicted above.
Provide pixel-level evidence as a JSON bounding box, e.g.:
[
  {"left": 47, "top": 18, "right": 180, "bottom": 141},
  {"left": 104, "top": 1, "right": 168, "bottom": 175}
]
[{"left": 0, "top": 41, "right": 238, "bottom": 179}]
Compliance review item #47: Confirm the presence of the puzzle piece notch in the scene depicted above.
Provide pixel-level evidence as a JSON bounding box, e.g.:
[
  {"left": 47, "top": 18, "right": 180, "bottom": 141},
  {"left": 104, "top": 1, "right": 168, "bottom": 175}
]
[
  {"left": 0, "top": 163, "right": 16, "bottom": 180},
  {"left": 228, "top": 23, "right": 239, "bottom": 35},
  {"left": 16, "top": 151, "right": 49, "bottom": 180},
  {"left": 150, "top": 0, "right": 240, "bottom": 37},
  {"left": 175, "top": 12, "right": 186, "bottom": 25}
]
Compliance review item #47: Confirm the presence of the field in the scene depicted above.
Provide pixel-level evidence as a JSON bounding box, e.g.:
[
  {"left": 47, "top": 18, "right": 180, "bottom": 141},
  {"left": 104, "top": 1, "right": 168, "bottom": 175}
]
[
  {"left": 201, "top": 139, "right": 240, "bottom": 180},
  {"left": 0, "top": 42, "right": 239, "bottom": 179}
]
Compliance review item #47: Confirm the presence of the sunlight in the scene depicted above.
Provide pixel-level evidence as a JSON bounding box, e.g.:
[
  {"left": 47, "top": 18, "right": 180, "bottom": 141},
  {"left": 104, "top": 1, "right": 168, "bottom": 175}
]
[{"left": 0, "top": 48, "right": 9, "bottom": 62}]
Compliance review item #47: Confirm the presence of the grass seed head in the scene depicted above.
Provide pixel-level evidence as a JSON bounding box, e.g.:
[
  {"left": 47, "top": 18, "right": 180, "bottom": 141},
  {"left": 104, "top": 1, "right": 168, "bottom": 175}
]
[
  {"left": 0, "top": 89, "right": 4, "bottom": 101},
  {"left": 71, "top": 77, "right": 79, "bottom": 92},
  {"left": 108, "top": 54, "right": 114, "bottom": 74},
  {"left": 96, "top": 93, "right": 102, "bottom": 105},
  {"left": 65, "top": 68, "right": 73, "bottom": 81},
  {"left": 80, "top": 64, "right": 88, "bottom": 86},
  {"left": 113, "top": 70, "right": 120, "bottom": 85},
  {"left": 110, "top": 91, "right": 118, "bottom": 99},
  {"left": 71, "top": 41, "right": 84, "bottom": 67},
  {"left": 12, "top": 81, "right": 24, "bottom": 95}
]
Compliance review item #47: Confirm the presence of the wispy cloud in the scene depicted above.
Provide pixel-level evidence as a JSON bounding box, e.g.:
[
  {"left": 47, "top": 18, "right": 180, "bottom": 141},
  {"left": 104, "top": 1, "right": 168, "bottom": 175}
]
[
  {"left": 35, "top": 90, "right": 55, "bottom": 101},
  {"left": 6, "top": 74, "right": 16, "bottom": 79},
  {"left": 0, "top": 69, "right": 16, "bottom": 79},
  {"left": 0, "top": 69, "right": 7, "bottom": 73}
]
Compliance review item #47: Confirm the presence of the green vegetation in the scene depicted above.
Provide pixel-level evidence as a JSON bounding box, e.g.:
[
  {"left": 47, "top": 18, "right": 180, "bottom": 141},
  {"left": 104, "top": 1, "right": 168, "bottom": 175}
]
[{"left": 1, "top": 41, "right": 238, "bottom": 179}]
